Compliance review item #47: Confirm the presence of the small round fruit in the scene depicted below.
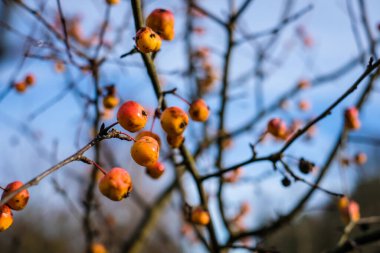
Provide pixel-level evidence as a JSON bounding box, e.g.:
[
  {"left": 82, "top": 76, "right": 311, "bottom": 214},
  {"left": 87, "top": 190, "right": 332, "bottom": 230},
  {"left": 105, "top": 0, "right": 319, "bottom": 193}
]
[
  {"left": 91, "top": 243, "right": 108, "bottom": 253},
  {"left": 131, "top": 136, "right": 160, "bottom": 167},
  {"left": 103, "top": 95, "right": 120, "bottom": 109},
  {"left": 166, "top": 134, "right": 184, "bottom": 148},
  {"left": 348, "top": 201, "right": 360, "bottom": 222},
  {"left": 0, "top": 205, "right": 13, "bottom": 232},
  {"left": 267, "top": 118, "right": 287, "bottom": 138},
  {"left": 106, "top": 0, "right": 120, "bottom": 5},
  {"left": 189, "top": 99, "right": 210, "bottom": 122},
  {"left": 146, "top": 9, "right": 175, "bottom": 41},
  {"left": 1, "top": 181, "right": 30, "bottom": 211},
  {"left": 191, "top": 207, "right": 210, "bottom": 226},
  {"left": 135, "top": 27, "right": 162, "bottom": 53},
  {"left": 98, "top": 168, "right": 133, "bottom": 201},
  {"left": 14, "top": 82, "right": 27, "bottom": 93},
  {"left": 160, "top": 107, "right": 189, "bottom": 136},
  {"left": 24, "top": 74, "right": 36, "bottom": 86},
  {"left": 117, "top": 101, "right": 148, "bottom": 132},
  {"left": 345, "top": 107, "right": 360, "bottom": 130},
  {"left": 354, "top": 152, "right": 367, "bottom": 165},
  {"left": 146, "top": 162, "right": 165, "bottom": 179},
  {"left": 136, "top": 131, "right": 161, "bottom": 147}
]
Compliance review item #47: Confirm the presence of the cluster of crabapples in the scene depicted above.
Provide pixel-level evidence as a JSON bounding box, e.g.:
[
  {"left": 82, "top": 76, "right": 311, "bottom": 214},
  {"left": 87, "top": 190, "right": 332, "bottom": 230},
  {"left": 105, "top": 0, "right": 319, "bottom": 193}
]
[
  {"left": 0, "top": 181, "right": 30, "bottom": 232},
  {"left": 97, "top": 97, "right": 209, "bottom": 206},
  {"left": 265, "top": 105, "right": 361, "bottom": 141},
  {"left": 106, "top": 0, "right": 175, "bottom": 52},
  {"left": 13, "top": 73, "right": 36, "bottom": 93}
]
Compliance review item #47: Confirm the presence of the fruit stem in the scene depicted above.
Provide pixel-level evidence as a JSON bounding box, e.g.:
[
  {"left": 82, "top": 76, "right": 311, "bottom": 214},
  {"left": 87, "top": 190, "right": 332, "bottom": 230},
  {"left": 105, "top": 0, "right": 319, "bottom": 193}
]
[
  {"left": 119, "top": 132, "right": 137, "bottom": 142},
  {"left": 150, "top": 117, "right": 156, "bottom": 131},
  {"left": 0, "top": 186, "right": 6, "bottom": 191},
  {"left": 172, "top": 93, "right": 191, "bottom": 106},
  {"left": 91, "top": 161, "right": 107, "bottom": 175}
]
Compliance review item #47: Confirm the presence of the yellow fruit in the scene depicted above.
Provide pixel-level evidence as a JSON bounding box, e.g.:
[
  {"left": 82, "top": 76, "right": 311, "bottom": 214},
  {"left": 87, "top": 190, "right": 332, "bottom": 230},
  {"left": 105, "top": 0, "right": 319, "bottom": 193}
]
[
  {"left": 131, "top": 136, "right": 159, "bottom": 167},
  {"left": 191, "top": 207, "right": 210, "bottom": 226},
  {"left": 98, "top": 168, "right": 133, "bottom": 201},
  {"left": 106, "top": 0, "right": 120, "bottom": 5},
  {"left": 136, "top": 131, "right": 161, "bottom": 147},
  {"left": 166, "top": 134, "right": 184, "bottom": 148},
  {"left": 135, "top": 27, "right": 162, "bottom": 53},
  {"left": 0, "top": 205, "right": 13, "bottom": 232},
  {"left": 103, "top": 95, "right": 120, "bottom": 109},
  {"left": 160, "top": 107, "right": 189, "bottom": 136},
  {"left": 91, "top": 243, "right": 108, "bottom": 253},
  {"left": 189, "top": 99, "right": 210, "bottom": 122}
]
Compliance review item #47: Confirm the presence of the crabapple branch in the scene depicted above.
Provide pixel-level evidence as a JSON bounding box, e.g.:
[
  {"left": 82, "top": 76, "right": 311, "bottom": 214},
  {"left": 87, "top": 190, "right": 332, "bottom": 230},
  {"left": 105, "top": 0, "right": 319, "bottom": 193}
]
[{"left": 0, "top": 129, "right": 131, "bottom": 207}]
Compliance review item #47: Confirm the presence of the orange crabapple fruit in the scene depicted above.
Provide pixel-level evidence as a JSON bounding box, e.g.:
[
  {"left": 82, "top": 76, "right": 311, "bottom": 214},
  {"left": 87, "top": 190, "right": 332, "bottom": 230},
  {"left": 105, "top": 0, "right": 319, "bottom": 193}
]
[
  {"left": 189, "top": 99, "right": 210, "bottom": 122},
  {"left": 344, "top": 107, "right": 361, "bottom": 130},
  {"left": 146, "top": 162, "right": 165, "bottom": 179},
  {"left": 297, "top": 79, "right": 311, "bottom": 89},
  {"left": 166, "top": 134, "right": 185, "bottom": 148},
  {"left": 136, "top": 131, "right": 161, "bottom": 147},
  {"left": 146, "top": 9, "right": 175, "bottom": 41},
  {"left": 267, "top": 118, "right": 287, "bottom": 138},
  {"left": 354, "top": 152, "right": 367, "bottom": 166},
  {"left": 348, "top": 201, "right": 360, "bottom": 222},
  {"left": 190, "top": 207, "right": 210, "bottom": 226},
  {"left": 103, "top": 95, "right": 120, "bottom": 109},
  {"left": 24, "top": 74, "right": 36, "bottom": 86},
  {"left": 0, "top": 205, "right": 13, "bottom": 232},
  {"left": 98, "top": 168, "right": 133, "bottom": 201},
  {"left": 135, "top": 27, "right": 162, "bottom": 53},
  {"left": 1, "top": 181, "right": 30, "bottom": 211},
  {"left": 338, "top": 196, "right": 350, "bottom": 224},
  {"left": 91, "top": 243, "right": 108, "bottom": 253},
  {"left": 160, "top": 106, "right": 189, "bottom": 136},
  {"left": 131, "top": 136, "right": 160, "bottom": 167},
  {"left": 117, "top": 101, "right": 148, "bottom": 132},
  {"left": 14, "top": 82, "right": 27, "bottom": 93},
  {"left": 106, "top": 0, "right": 120, "bottom": 5}
]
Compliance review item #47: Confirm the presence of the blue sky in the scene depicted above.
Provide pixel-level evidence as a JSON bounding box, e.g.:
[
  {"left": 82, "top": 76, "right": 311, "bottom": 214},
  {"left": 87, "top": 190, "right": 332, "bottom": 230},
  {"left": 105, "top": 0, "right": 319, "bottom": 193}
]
[{"left": 0, "top": 0, "right": 380, "bottom": 250}]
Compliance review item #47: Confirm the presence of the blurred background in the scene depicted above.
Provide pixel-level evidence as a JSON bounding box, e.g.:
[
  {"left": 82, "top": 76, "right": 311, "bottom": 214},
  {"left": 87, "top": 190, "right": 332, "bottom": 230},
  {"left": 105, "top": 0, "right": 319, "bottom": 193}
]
[{"left": 0, "top": 0, "right": 380, "bottom": 252}]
